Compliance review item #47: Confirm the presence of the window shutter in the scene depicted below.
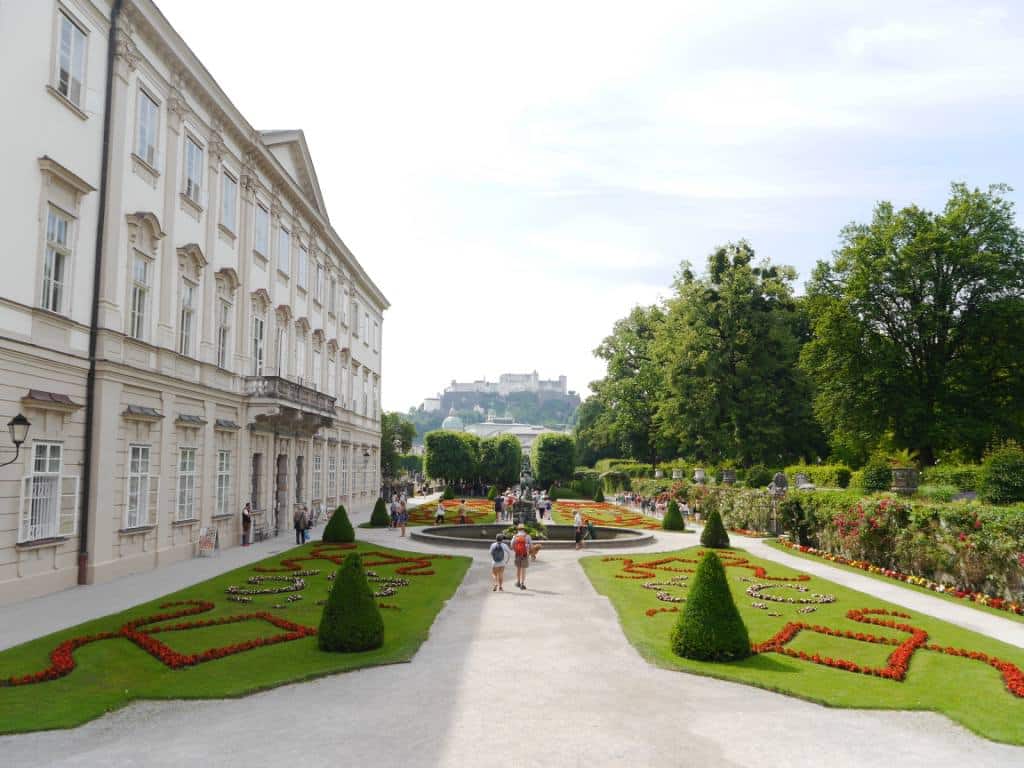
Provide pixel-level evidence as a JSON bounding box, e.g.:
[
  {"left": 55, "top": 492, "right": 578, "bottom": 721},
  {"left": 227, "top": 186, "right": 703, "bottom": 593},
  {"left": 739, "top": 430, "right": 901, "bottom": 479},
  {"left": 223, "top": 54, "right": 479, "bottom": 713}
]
[
  {"left": 18, "top": 475, "right": 33, "bottom": 543},
  {"left": 60, "top": 474, "right": 80, "bottom": 536}
]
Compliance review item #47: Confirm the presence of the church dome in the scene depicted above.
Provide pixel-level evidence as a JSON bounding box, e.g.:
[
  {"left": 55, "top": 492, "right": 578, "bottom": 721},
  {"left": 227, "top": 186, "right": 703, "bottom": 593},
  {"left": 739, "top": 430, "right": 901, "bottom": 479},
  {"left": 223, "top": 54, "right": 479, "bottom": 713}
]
[{"left": 441, "top": 408, "right": 464, "bottom": 432}]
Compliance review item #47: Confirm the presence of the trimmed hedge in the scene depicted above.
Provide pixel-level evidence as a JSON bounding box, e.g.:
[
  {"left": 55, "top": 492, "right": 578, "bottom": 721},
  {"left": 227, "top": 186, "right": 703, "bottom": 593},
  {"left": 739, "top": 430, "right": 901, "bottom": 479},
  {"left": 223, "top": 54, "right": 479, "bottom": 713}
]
[
  {"left": 671, "top": 551, "right": 750, "bottom": 661},
  {"left": 858, "top": 456, "right": 892, "bottom": 492},
  {"left": 322, "top": 505, "right": 355, "bottom": 543},
  {"left": 784, "top": 464, "right": 852, "bottom": 489},
  {"left": 369, "top": 498, "right": 390, "bottom": 527},
  {"left": 549, "top": 486, "right": 585, "bottom": 501},
  {"left": 486, "top": 485, "right": 498, "bottom": 500},
  {"left": 662, "top": 500, "right": 686, "bottom": 531},
  {"left": 700, "top": 509, "right": 730, "bottom": 548},
  {"left": 593, "top": 487, "right": 605, "bottom": 502},
  {"left": 979, "top": 442, "right": 1024, "bottom": 504},
  {"left": 318, "top": 553, "right": 384, "bottom": 652},
  {"left": 442, "top": 486, "right": 455, "bottom": 501},
  {"left": 920, "top": 463, "right": 981, "bottom": 492}
]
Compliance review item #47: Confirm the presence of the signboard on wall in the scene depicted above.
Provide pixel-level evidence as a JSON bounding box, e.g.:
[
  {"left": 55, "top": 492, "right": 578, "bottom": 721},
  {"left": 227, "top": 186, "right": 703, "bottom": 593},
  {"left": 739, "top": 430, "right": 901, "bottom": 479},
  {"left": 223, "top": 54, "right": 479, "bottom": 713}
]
[{"left": 197, "top": 526, "right": 219, "bottom": 557}]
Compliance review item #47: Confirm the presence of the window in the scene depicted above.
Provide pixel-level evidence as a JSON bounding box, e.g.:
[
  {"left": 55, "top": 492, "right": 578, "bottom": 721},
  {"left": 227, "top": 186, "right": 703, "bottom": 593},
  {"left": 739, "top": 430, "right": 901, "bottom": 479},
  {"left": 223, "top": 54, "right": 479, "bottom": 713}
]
[
  {"left": 363, "top": 312, "right": 370, "bottom": 345},
  {"left": 340, "top": 287, "right": 348, "bottom": 324},
  {"left": 314, "top": 264, "right": 324, "bottom": 303},
  {"left": 136, "top": 90, "right": 159, "bottom": 167},
  {"left": 254, "top": 205, "right": 270, "bottom": 256},
  {"left": 327, "top": 358, "right": 336, "bottom": 396},
  {"left": 340, "top": 366, "right": 348, "bottom": 403},
  {"left": 373, "top": 321, "right": 379, "bottom": 352},
  {"left": 340, "top": 454, "right": 348, "bottom": 496},
  {"left": 295, "top": 455, "right": 304, "bottom": 503},
  {"left": 329, "top": 277, "right": 337, "bottom": 313},
  {"left": 129, "top": 254, "right": 150, "bottom": 340},
  {"left": 126, "top": 445, "right": 151, "bottom": 528},
  {"left": 216, "top": 299, "right": 231, "bottom": 368},
  {"left": 276, "top": 325, "right": 289, "bottom": 378},
  {"left": 221, "top": 172, "right": 237, "bottom": 232},
  {"left": 252, "top": 314, "right": 265, "bottom": 375},
  {"left": 363, "top": 373, "right": 369, "bottom": 415},
  {"left": 298, "top": 246, "right": 308, "bottom": 290},
  {"left": 278, "top": 228, "right": 291, "bottom": 275},
  {"left": 216, "top": 450, "right": 231, "bottom": 517},
  {"left": 56, "top": 11, "right": 87, "bottom": 107},
  {"left": 251, "top": 453, "right": 263, "bottom": 511},
  {"left": 178, "top": 280, "right": 196, "bottom": 356},
  {"left": 352, "top": 301, "right": 359, "bottom": 335},
  {"left": 313, "top": 348, "right": 322, "bottom": 391},
  {"left": 42, "top": 207, "right": 71, "bottom": 314},
  {"left": 25, "top": 443, "right": 62, "bottom": 541},
  {"left": 184, "top": 137, "right": 203, "bottom": 204},
  {"left": 327, "top": 454, "right": 337, "bottom": 498},
  {"left": 176, "top": 447, "right": 197, "bottom": 521},
  {"left": 312, "top": 454, "right": 322, "bottom": 500},
  {"left": 295, "top": 333, "right": 306, "bottom": 383}
]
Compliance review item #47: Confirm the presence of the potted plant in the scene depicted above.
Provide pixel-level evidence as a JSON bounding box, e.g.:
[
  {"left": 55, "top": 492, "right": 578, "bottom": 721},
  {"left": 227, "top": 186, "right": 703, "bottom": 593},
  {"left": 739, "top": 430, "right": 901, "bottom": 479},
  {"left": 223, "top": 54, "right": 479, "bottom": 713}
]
[{"left": 889, "top": 448, "right": 920, "bottom": 496}]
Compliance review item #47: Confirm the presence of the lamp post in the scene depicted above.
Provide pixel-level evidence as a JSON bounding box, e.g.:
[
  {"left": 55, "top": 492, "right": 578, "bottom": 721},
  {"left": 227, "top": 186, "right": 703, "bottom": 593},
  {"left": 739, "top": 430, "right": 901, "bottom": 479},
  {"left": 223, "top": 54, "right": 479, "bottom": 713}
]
[{"left": 0, "top": 414, "right": 31, "bottom": 468}]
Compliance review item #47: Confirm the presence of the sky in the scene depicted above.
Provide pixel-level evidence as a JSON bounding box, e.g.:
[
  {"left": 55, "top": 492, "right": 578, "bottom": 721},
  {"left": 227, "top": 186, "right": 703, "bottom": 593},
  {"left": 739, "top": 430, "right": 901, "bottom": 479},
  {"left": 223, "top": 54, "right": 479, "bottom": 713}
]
[{"left": 158, "top": 0, "right": 1024, "bottom": 412}]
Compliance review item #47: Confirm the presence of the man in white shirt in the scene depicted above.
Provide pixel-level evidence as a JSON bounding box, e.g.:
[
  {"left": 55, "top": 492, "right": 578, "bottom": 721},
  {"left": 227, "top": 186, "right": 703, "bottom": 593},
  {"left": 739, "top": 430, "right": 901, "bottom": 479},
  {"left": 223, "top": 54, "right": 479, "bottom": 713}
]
[{"left": 573, "top": 510, "right": 584, "bottom": 550}]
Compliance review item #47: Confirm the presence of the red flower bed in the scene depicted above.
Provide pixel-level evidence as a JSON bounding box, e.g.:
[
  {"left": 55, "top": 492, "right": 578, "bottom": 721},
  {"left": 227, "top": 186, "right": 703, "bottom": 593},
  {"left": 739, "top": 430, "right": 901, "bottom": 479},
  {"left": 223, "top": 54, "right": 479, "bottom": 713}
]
[
  {"left": 254, "top": 543, "right": 446, "bottom": 577},
  {"left": 775, "top": 539, "right": 1023, "bottom": 616},
  {"left": 554, "top": 501, "right": 661, "bottom": 530},
  {"left": 604, "top": 551, "right": 811, "bottom": 582},
  {"left": 406, "top": 499, "right": 493, "bottom": 526}
]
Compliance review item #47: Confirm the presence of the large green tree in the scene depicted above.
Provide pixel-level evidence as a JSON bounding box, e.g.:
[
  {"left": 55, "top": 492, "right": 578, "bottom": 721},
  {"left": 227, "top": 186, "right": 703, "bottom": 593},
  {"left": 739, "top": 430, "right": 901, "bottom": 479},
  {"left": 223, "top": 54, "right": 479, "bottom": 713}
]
[
  {"left": 530, "top": 433, "right": 576, "bottom": 488},
  {"left": 585, "top": 305, "right": 676, "bottom": 466},
  {"left": 380, "top": 412, "right": 416, "bottom": 479},
  {"left": 802, "top": 183, "right": 1024, "bottom": 464},
  {"left": 423, "top": 431, "right": 480, "bottom": 485},
  {"left": 653, "top": 242, "right": 822, "bottom": 465},
  {"left": 479, "top": 434, "right": 522, "bottom": 487},
  {"left": 573, "top": 396, "right": 618, "bottom": 467}
]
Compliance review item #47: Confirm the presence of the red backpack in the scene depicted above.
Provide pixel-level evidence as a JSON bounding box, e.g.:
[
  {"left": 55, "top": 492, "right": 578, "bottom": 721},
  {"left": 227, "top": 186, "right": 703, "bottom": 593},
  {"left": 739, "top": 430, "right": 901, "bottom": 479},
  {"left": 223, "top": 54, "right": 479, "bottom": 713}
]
[{"left": 513, "top": 533, "right": 528, "bottom": 557}]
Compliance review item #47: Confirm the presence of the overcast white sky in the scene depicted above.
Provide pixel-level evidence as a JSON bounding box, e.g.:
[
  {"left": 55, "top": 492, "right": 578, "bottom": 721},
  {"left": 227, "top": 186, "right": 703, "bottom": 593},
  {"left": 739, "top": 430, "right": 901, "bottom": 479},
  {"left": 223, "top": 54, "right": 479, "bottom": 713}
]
[{"left": 159, "top": 0, "right": 1024, "bottom": 412}]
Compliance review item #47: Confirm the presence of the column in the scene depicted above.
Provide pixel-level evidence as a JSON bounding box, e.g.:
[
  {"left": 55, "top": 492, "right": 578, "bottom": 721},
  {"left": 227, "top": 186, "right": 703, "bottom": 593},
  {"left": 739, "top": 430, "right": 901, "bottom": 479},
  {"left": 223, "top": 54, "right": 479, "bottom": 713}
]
[
  {"left": 199, "top": 139, "right": 222, "bottom": 364},
  {"left": 158, "top": 82, "right": 186, "bottom": 350},
  {"left": 84, "top": 376, "right": 123, "bottom": 582}
]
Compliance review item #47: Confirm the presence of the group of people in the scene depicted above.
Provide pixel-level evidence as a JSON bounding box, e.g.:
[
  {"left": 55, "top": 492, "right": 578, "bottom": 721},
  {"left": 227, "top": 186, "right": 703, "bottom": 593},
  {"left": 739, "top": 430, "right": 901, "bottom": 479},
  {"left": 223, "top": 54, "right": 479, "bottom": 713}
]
[
  {"left": 292, "top": 504, "right": 318, "bottom": 544},
  {"left": 488, "top": 523, "right": 538, "bottom": 591},
  {"left": 388, "top": 493, "right": 409, "bottom": 536},
  {"left": 492, "top": 488, "right": 554, "bottom": 522}
]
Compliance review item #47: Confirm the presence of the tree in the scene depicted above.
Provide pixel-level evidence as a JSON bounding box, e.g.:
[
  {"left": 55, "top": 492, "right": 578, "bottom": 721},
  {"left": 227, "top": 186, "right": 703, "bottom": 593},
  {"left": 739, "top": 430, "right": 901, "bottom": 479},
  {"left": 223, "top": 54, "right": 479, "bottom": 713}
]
[
  {"left": 423, "top": 430, "right": 479, "bottom": 485},
  {"left": 585, "top": 306, "right": 676, "bottom": 467},
  {"left": 653, "top": 242, "right": 823, "bottom": 466},
  {"left": 530, "top": 433, "right": 576, "bottom": 488},
  {"left": 671, "top": 551, "right": 750, "bottom": 662},
  {"left": 380, "top": 412, "right": 416, "bottom": 480},
  {"left": 573, "top": 396, "right": 618, "bottom": 467},
  {"left": 322, "top": 505, "right": 355, "bottom": 543},
  {"left": 318, "top": 553, "right": 384, "bottom": 652},
  {"left": 479, "top": 434, "right": 522, "bottom": 487},
  {"left": 802, "top": 184, "right": 1024, "bottom": 464}
]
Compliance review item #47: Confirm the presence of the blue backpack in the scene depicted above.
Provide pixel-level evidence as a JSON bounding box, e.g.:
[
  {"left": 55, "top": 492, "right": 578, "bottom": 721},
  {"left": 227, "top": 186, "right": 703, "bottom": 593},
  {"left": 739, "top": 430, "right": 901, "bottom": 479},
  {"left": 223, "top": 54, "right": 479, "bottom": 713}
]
[{"left": 491, "top": 542, "right": 505, "bottom": 564}]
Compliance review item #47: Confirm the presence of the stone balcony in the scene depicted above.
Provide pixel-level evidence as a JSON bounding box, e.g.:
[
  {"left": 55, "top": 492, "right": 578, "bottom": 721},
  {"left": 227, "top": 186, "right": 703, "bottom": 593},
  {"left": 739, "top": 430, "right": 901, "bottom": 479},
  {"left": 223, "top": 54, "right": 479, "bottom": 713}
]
[{"left": 244, "top": 375, "right": 337, "bottom": 435}]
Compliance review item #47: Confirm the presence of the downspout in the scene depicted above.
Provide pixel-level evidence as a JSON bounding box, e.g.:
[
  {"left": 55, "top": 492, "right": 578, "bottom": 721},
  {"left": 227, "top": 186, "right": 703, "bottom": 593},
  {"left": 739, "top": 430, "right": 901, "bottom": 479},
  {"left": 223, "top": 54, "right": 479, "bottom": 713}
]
[{"left": 79, "top": 0, "right": 124, "bottom": 584}]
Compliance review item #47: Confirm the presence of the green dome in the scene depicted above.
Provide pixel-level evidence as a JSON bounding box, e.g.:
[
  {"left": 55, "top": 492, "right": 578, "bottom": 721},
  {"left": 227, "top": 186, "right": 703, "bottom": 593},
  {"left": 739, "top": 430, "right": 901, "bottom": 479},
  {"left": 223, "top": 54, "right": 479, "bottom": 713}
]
[{"left": 441, "top": 408, "right": 464, "bottom": 432}]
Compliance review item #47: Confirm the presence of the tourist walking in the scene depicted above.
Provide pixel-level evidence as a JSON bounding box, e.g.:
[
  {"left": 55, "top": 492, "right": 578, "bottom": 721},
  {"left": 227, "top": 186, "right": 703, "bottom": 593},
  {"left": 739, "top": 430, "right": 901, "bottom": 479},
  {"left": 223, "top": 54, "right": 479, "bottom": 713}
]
[
  {"left": 512, "top": 523, "right": 533, "bottom": 590},
  {"left": 494, "top": 493, "right": 503, "bottom": 523},
  {"left": 435, "top": 501, "right": 446, "bottom": 525},
  {"left": 573, "top": 509, "right": 584, "bottom": 550},
  {"left": 398, "top": 500, "right": 408, "bottom": 537},
  {"left": 489, "top": 533, "right": 512, "bottom": 591},
  {"left": 241, "top": 502, "right": 253, "bottom": 546},
  {"left": 458, "top": 499, "right": 468, "bottom": 524},
  {"left": 303, "top": 505, "right": 313, "bottom": 543},
  {"left": 293, "top": 506, "right": 307, "bottom": 545}
]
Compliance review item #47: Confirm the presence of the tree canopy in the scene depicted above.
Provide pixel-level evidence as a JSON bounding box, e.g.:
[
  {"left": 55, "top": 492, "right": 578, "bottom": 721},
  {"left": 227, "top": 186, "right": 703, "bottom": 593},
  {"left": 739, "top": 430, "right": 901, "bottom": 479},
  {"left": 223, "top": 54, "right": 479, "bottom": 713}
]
[
  {"left": 423, "top": 430, "right": 480, "bottom": 485},
  {"left": 530, "top": 433, "right": 576, "bottom": 488},
  {"left": 801, "top": 183, "right": 1024, "bottom": 464},
  {"left": 479, "top": 434, "right": 522, "bottom": 487},
  {"left": 380, "top": 412, "right": 416, "bottom": 479}
]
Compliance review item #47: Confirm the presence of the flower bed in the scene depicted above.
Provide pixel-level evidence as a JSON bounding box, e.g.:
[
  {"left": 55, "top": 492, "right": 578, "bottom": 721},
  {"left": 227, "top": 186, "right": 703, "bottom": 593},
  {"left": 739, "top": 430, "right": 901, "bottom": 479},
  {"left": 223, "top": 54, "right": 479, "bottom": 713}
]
[
  {"left": 552, "top": 500, "right": 661, "bottom": 530},
  {"left": 775, "top": 538, "right": 1024, "bottom": 616},
  {"left": 405, "top": 498, "right": 494, "bottom": 526}
]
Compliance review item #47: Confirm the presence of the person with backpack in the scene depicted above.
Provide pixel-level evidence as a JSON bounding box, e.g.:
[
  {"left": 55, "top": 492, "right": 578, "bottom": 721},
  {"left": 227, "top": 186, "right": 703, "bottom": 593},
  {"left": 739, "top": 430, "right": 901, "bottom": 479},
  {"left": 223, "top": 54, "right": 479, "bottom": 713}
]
[
  {"left": 293, "top": 506, "right": 307, "bottom": 545},
  {"left": 398, "top": 499, "right": 408, "bottom": 537},
  {"left": 489, "top": 533, "right": 512, "bottom": 591},
  {"left": 573, "top": 509, "right": 584, "bottom": 550},
  {"left": 512, "top": 523, "right": 533, "bottom": 590}
]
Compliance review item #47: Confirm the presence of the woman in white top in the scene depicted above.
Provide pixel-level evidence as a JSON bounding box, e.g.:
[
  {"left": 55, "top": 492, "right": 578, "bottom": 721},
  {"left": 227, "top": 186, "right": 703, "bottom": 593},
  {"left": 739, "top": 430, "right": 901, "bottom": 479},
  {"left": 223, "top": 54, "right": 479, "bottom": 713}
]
[{"left": 489, "top": 534, "right": 512, "bottom": 591}]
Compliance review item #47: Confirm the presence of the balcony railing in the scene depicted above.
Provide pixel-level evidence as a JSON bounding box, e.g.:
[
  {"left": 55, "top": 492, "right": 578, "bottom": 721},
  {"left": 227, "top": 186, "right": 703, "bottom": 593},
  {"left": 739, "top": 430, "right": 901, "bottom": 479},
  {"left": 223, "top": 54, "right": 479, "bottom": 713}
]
[{"left": 244, "top": 375, "right": 337, "bottom": 414}]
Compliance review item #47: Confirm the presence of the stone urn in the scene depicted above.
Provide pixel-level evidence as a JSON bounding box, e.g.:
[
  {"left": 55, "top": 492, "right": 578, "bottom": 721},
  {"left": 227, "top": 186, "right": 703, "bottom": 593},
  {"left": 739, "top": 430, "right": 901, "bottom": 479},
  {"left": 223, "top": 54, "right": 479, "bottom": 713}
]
[
  {"left": 654, "top": 468, "right": 664, "bottom": 479},
  {"left": 671, "top": 468, "right": 683, "bottom": 480},
  {"left": 891, "top": 467, "right": 919, "bottom": 496},
  {"left": 693, "top": 467, "right": 706, "bottom": 484},
  {"left": 721, "top": 469, "right": 737, "bottom": 486}
]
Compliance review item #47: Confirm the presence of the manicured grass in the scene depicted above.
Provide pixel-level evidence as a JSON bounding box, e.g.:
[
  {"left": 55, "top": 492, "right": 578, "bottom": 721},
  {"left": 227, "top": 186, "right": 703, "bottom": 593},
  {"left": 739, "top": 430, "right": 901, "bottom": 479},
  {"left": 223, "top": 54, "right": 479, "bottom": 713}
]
[
  {"left": 551, "top": 500, "right": 662, "bottom": 530},
  {"left": 0, "top": 540, "right": 470, "bottom": 734},
  {"left": 582, "top": 545, "right": 1024, "bottom": 744},
  {"left": 763, "top": 539, "right": 1024, "bottom": 625}
]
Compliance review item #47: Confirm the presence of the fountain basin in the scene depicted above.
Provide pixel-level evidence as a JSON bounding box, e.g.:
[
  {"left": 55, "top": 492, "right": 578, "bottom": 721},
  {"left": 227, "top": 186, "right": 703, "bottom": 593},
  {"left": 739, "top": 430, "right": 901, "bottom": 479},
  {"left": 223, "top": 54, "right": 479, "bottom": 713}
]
[{"left": 410, "top": 524, "right": 656, "bottom": 549}]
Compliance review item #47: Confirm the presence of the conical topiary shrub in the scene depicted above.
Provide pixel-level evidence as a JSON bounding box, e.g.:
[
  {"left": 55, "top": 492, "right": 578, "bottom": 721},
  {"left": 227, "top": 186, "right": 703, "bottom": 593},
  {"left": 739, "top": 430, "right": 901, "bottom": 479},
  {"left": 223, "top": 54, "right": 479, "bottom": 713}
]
[
  {"left": 442, "top": 486, "right": 455, "bottom": 500},
  {"left": 671, "top": 550, "right": 750, "bottom": 661},
  {"left": 593, "top": 487, "right": 605, "bottom": 502},
  {"left": 487, "top": 485, "right": 497, "bottom": 500},
  {"left": 662, "top": 500, "right": 686, "bottom": 531},
  {"left": 369, "top": 498, "right": 390, "bottom": 527},
  {"left": 318, "top": 553, "right": 384, "bottom": 652},
  {"left": 322, "top": 504, "right": 355, "bottom": 543},
  {"left": 700, "top": 509, "right": 730, "bottom": 548}
]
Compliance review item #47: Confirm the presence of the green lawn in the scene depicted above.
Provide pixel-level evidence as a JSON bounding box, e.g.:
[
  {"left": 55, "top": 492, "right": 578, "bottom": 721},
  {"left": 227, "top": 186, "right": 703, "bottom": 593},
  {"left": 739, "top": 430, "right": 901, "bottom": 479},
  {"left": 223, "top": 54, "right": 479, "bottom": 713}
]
[
  {"left": 582, "top": 545, "right": 1024, "bottom": 744},
  {"left": 0, "top": 540, "right": 470, "bottom": 734},
  {"left": 763, "top": 539, "right": 1024, "bottom": 625}
]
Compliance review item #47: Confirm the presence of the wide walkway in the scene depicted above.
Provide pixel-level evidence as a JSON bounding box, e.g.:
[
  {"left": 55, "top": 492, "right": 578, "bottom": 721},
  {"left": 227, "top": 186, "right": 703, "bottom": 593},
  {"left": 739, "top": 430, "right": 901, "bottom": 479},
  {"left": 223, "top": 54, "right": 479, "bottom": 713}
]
[{"left": 3, "top": 519, "right": 1023, "bottom": 767}]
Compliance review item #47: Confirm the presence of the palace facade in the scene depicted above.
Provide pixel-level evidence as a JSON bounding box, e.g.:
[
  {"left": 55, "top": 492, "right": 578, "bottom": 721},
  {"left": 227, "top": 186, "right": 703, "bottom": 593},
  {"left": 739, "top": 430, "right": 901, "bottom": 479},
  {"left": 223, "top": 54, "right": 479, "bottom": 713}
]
[{"left": 0, "top": 0, "right": 387, "bottom": 604}]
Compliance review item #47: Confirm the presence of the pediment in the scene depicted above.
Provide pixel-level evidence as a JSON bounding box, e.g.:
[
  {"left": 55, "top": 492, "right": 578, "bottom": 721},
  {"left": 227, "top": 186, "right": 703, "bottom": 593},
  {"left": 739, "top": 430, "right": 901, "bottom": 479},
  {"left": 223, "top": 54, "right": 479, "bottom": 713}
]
[{"left": 259, "top": 130, "right": 327, "bottom": 220}]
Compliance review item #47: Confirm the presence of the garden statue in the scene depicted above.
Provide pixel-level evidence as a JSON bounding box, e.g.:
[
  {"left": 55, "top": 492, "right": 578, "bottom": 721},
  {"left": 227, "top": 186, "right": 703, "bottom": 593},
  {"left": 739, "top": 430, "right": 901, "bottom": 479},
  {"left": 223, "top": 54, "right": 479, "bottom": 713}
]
[
  {"left": 693, "top": 467, "right": 706, "bottom": 484},
  {"left": 769, "top": 471, "right": 788, "bottom": 494}
]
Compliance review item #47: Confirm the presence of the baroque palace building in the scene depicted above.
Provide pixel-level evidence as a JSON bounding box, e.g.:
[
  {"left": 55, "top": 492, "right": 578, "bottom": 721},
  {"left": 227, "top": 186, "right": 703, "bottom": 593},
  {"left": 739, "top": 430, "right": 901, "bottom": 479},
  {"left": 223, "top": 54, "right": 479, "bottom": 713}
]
[{"left": 0, "top": 0, "right": 387, "bottom": 604}]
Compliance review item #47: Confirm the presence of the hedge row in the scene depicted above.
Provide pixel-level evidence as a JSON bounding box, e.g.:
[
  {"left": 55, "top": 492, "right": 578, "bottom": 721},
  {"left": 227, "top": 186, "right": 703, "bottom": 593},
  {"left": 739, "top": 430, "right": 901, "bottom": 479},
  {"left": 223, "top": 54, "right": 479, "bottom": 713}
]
[{"left": 784, "top": 464, "right": 852, "bottom": 489}]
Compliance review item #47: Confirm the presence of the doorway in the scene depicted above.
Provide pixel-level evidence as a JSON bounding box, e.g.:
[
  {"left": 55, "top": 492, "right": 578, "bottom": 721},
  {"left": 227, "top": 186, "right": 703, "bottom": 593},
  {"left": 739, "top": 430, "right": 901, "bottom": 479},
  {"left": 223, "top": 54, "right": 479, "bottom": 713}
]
[{"left": 275, "top": 454, "right": 288, "bottom": 534}]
